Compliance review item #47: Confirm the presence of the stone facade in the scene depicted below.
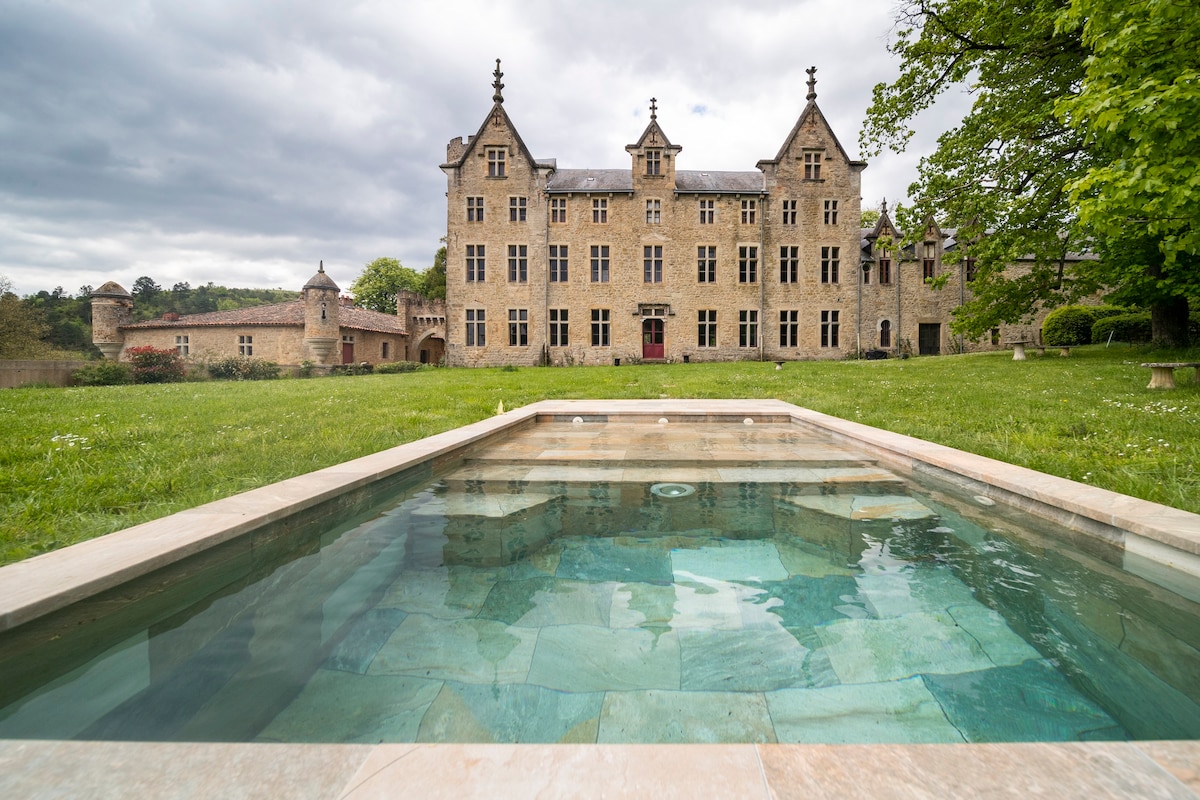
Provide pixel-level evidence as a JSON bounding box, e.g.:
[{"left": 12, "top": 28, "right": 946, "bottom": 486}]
[
  {"left": 442, "top": 64, "right": 1081, "bottom": 366},
  {"left": 91, "top": 266, "right": 447, "bottom": 367}
]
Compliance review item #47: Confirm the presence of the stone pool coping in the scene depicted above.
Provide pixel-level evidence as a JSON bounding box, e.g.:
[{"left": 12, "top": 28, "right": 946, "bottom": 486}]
[
  {"left": 1, "top": 740, "right": 1197, "bottom": 798},
  {"left": 1, "top": 398, "right": 1198, "bottom": 798}
]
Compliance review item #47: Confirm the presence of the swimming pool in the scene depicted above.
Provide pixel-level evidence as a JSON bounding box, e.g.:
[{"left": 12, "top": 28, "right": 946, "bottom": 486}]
[{"left": 2, "top": 413, "right": 1197, "bottom": 744}]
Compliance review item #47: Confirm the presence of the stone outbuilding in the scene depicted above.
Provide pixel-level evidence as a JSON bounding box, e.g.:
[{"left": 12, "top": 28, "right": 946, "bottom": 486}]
[{"left": 91, "top": 265, "right": 446, "bottom": 367}]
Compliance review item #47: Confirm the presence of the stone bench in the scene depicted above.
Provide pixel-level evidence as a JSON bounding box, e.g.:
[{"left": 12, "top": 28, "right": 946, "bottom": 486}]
[
  {"left": 1006, "top": 341, "right": 1031, "bottom": 361},
  {"left": 1141, "top": 362, "right": 1200, "bottom": 389}
]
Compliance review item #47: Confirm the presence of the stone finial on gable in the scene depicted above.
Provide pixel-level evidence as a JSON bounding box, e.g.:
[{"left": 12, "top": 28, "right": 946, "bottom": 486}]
[
  {"left": 806, "top": 66, "right": 817, "bottom": 102},
  {"left": 492, "top": 58, "right": 505, "bottom": 104}
]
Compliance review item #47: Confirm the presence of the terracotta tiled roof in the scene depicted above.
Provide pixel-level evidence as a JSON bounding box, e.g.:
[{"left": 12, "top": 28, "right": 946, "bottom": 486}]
[
  {"left": 339, "top": 305, "right": 408, "bottom": 334},
  {"left": 122, "top": 300, "right": 408, "bottom": 335}
]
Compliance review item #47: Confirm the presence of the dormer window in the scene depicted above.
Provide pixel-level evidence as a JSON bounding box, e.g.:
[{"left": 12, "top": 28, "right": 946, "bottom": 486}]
[
  {"left": 923, "top": 242, "right": 937, "bottom": 281},
  {"left": 645, "top": 149, "right": 661, "bottom": 176},
  {"left": 487, "top": 148, "right": 506, "bottom": 177}
]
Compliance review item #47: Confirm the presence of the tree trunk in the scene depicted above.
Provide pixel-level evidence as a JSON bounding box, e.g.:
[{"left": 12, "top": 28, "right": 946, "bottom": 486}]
[{"left": 1151, "top": 295, "right": 1191, "bottom": 348}]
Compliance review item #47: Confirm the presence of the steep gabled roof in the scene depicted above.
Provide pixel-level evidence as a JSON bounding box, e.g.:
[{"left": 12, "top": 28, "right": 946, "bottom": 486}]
[
  {"left": 441, "top": 60, "right": 549, "bottom": 170},
  {"left": 758, "top": 68, "right": 865, "bottom": 169}
]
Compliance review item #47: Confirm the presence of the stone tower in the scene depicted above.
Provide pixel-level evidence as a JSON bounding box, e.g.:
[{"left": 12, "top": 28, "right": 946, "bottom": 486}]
[
  {"left": 302, "top": 262, "right": 340, "bottom": 366},
  {"left": 90, "top": 281, "right": 133, "bottom": 360}
]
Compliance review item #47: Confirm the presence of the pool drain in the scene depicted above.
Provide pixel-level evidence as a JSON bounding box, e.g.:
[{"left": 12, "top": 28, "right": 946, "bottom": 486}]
[{"left": 651, "top": 482, "right": 696, "bottom": 498}]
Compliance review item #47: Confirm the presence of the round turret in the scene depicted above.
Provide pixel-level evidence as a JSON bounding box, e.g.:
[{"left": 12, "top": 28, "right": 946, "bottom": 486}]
[
  {"left": 90, "top": 282, "right": 133, "bottom": 360},
  {"left": 303, "top": 262, "right": 340, "bottom": 365}
]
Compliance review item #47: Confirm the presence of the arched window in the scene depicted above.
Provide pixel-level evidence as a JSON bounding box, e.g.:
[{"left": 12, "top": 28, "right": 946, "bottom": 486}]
[
  {"left": 880, "top": 320, "right": 892, "bottom": 348},
  {"left": 321, "top": 302, "right": 327, "bottom": 321}
]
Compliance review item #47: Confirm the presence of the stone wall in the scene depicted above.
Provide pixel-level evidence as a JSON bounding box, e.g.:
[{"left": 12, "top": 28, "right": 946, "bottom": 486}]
[{"left": 0, "top": 360, "right": 90, "bottom": 389}]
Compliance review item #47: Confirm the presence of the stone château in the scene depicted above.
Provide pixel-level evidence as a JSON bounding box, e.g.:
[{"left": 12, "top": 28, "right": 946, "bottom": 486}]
[{"left": 442, "top": 62, "right": 1066, "bottom": 366}]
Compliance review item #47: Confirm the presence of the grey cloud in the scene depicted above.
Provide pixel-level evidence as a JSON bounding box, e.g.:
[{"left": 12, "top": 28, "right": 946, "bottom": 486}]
[{"left": 0, "top": 0, "right": 959, "bottom": 296}]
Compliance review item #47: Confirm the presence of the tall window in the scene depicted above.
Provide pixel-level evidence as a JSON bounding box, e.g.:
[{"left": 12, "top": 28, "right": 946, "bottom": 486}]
[
  {"left": 739, "top": 245, "right": 758, "bottom": 283},
  {"left": 965, "top": 257, "right": 978, "bottom": 282},
  {"left": 487, "top": 148, "right": 506, "bottom": 177},
  {"left": 803, "top": 150, "right": 823, "bottom": 180},
  {"left": 509, "top": 196, "right": 526, "bottom": 222},
  {"left": 549, "top": 309, "right": 569, "bottom": 347},
  {"left": 592, "top": 198, "right": 607, "bottom": 223},
  {"left": 466, "top": 309, "right": 486, "bottom": 346},
  {"left": 739, "top": 310, "right": 758, "bottom": 348},
  {"left": 645, "top": 149, "right": 661, "bottom": 175},
  {"left": 699, "top": 199, "right": 714, "bottom": 224},
  {"left": 466, "top": 244, "right": 485, "bottom": 282},
  {"left": 645, "top": 199, "right": 661, "bottom": 224},
  {"left": 780, "top": 310, "right": 799, "bottom": 347},
  {"left": 591, "top": 309, "right": 610, "bottom": 346},
  {"left": 643, "top": 245, "right": 663, "bottom": 283},
  {"left": 507, "top": 244, "right": 528, "bottom": 283},
  {"left": 880, "top": 319, "right": 892, "bottom": 348},
  {"left": 821, "top": 310, "right": 840, "bottom": 347},
  {"left": 780, "top": 246, "right": 799, "bottom": 283},
  {"left": 782, "top": 199, "right": 797, "bottom": 225},
  {"left": 879, "top": 258, "right": 892, "bottom": 285},
  {"left": 467, "top": 196, "right": 484, "bottom": 222},
  {"left": 698, "top": 310, "right": 717, "bottom": 347},
  {"left": 508, "top": 309, "right": 528, "bottom": 346},
  {"left": 550, "top": 245, "right": 568, "bottom": 282},
  {"left": 551, "top": 198, "right": 567, "bottom": 223},
  {"left": 697, "top": 246, "right": 716, "bottom": 283},
  {"left": 923, "top": 242, "right": 936, "bottom": 281},
  {"left": 823, "top": 199, "right": 838, "bottom": 225},
  {"left": 175, "top": 335, "right": 189, "bottom": 355},
  {"left": 862, "top": 262, "right": 871, "bottom": 284},
  {"left": 590, "top": 245, "right": 610, "bottom": 282},
  {"left": 821, "top": 246, "right": 840, "bottom": 284},
  {"left": 741, "top": 199, "right": 757, "bottom": 224}
]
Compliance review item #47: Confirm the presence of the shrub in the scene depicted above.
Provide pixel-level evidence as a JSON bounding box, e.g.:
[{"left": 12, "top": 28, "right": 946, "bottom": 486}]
[
  {"left": 126, "top": 346, "right": 185, "bottom": 384},
  {"left": 205, "top": 356, "right": 280, "bottom": 381},
  {"left": 72, "top": 361, "right": 134, "bottom": 386},
  {"left": 1042, "top": 306, "right": 1099, "bottom": 346},
  {"left": 1089, "top": 305, "right": 1132, "bottom": 323},
  {"left": 332, "top": 362, "right": 373, "bottom": 376},
  {"left": 1092, "top": 313, "right": 1152, "bottom": 344},
  {"left": 374, "top": 360, "right": 427, "bottom": 374}
]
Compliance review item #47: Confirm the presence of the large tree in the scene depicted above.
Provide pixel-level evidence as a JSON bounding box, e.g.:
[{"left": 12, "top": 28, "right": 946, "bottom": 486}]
[
  {"left": 422, "top": 246, "right": 447, "bottom": 300},
  {"left": 350, "top": 257, "right": 423, "bottom": 314},
  {"left": 1059, "top": 0, "right": 1200, "bottom": 345},
  {"left": 0, "top": 276, "right": 51, "bottom": 359},
  {"left": 862, "top": 0, "right": 1198, "bottom": 345}
]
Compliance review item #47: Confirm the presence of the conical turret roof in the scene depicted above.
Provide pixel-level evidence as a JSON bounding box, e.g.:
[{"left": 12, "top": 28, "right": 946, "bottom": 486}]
[{"left": 304, "top": 262, "right": 339, "bottom": 292}]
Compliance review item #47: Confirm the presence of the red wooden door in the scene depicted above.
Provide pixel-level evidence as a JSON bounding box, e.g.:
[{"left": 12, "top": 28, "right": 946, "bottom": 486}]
[
  {"left": 342, "top": 342, "right": 354, "bottom": 363},
  {"left": 642, "top": 318, "right": 664, "bottom": 359}
]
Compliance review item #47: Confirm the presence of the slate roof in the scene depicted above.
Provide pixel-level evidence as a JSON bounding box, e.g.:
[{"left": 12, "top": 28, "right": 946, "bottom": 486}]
[
  {"left": 122, "top": 300, "right": 408, "bottom": 335},
  {"left": 675, "top": 170, "right": 764, "bottom": 194},
  {"left": 544, "top": 168, "right": 764, "bottom": 194},
  {"left": 545, "top": 169, "right": 633, "bottom": 193}
]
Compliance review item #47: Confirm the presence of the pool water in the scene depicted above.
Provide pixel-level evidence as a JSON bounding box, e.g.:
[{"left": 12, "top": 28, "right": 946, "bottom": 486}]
[{"left": 1, "top": 421, "right": 1198, "bottom": 744}]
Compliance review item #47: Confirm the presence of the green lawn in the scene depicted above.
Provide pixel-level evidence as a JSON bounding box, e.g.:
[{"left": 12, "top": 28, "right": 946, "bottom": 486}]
[{"left": 2, "top": 345, "right": 1197, "bottom": 565}]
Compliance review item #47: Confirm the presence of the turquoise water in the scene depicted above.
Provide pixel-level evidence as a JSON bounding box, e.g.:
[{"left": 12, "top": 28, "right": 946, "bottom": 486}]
[{"left": 1, "top": 430, "right": 1199, "bottom": 743}]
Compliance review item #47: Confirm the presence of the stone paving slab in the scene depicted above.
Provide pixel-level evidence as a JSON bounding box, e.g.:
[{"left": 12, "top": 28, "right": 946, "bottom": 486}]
[{"left": 2, "top": 740, "right": 1196, "bottom": 798}]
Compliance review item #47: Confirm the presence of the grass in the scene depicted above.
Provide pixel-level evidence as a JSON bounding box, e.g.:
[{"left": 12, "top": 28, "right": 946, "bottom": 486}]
[{"left": 2, "top": 344, "right": 1197, "bottom": 565}]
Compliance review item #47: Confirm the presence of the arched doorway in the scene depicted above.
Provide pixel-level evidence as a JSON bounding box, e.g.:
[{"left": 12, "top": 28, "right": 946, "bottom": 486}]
[{"left": 642, "top": 318, "right": 664, "bottom": 360}]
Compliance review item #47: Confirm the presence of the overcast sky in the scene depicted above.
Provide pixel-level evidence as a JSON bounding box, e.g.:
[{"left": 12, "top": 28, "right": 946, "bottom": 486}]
[{"left": 0, "top": 0, "right": 970, "bottom": 297}]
